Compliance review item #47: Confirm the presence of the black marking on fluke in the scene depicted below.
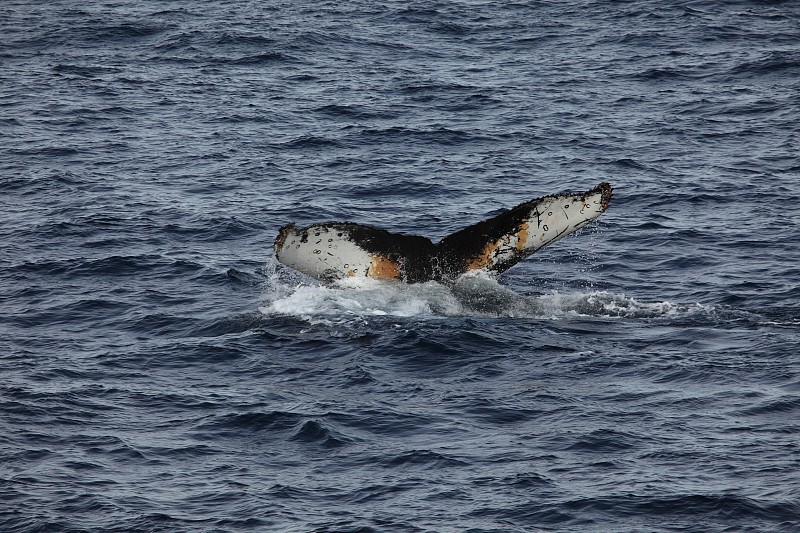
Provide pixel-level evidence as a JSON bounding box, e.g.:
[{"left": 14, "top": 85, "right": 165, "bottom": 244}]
[{"left": 275, "top": 182, "right": 612, "bottom": 284}]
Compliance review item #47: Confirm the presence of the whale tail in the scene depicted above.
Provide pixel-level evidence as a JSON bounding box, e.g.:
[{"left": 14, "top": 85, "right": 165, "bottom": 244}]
[{"left": 274, "top": 182, "right": 612, "bottom": 284}]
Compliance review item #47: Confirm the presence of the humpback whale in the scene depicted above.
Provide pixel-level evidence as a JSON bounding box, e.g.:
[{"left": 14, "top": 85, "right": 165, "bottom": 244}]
[{"left": 274, "top": 182, "right": 612, "bottom": 284}]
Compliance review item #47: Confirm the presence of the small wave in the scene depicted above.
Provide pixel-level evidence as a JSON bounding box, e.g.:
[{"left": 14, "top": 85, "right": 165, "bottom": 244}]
[
  {"left": 728, "top": 50, "right": 800, "bottom": 77},
  {"left": 52, "top": 64, "right": 123, "bottom": 77},
  {"left": 12, "top": 146, "right": 80, "bottom": 157},
  {"left": 275, "top": 134, "right": 343, "bottom": 150},
  {"left": 629, "top": 66, "right": 701, "bottom": 81},
  {"left": 212, "top": 32, "right": 276, "bottom": 47},
  {"left": 561, "top": 493, "right": 800, "bottom": 523},
  {"left": 229, "top": 52, "right": 297, "bottom": 64},
  {"left": 736, "top": 396, "right": 800, "bottom": 417},
  {"left": 315, "top": 103, "right": 399, "bottom": 120},
  {"left": 350, "top": 126, "right": 492, "bottom": 146},
  {"left": 91, "top": 22, "right": 170, "bottom": 41},
  {"left": 562, "top": 428, "right": 643, "bottom": 452},
  {"left": 194, "top": 411, "right": 303, "bottom": 435},
  {"left": 193, "top": 411, "right": 352, "bottom": 448},
  {"left": 290, "top": 419, "right": 351, "bottom": 448},
  {"left": 382, "top": 450, "right": 468, "bottom": 469},
  {"left": 10, "top": 255, "right": 203, "bottom": 278}
]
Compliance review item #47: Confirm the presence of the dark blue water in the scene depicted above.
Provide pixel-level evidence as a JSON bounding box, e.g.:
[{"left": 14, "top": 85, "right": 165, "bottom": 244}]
[{"left": 2, "top": 1, "right": 799, "bottom": 531}]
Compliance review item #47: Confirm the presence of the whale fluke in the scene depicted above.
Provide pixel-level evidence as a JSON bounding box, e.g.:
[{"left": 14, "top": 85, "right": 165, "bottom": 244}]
[{"left": 274, "top": 182, "right": 612, "bottom": 284}]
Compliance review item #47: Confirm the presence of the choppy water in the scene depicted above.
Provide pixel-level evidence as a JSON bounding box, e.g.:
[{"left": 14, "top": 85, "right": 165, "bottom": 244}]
[{"left": 2, "top": 1, "right": 799, "bottom": 531}]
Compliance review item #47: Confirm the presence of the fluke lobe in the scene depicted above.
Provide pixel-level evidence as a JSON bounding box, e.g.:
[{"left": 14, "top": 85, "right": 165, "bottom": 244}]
[{"left": 275, "top": 182, "right": 612, "bottom": 284}]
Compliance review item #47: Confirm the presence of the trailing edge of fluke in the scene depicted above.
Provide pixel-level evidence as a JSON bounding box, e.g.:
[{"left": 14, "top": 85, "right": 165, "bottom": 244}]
[{"left": 274, "top": 181, "right": 612, "bottom": 284}]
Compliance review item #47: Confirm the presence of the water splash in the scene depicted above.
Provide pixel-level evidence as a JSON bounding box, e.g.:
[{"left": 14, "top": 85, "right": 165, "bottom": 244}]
[{"left": 259, "top": 269, "right": 710, "bottom": 322}]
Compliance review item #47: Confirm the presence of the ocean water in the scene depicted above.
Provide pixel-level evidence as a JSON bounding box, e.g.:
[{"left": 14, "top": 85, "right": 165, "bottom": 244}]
[{"left": 2, "top": 0, "right": 799, "bottom": 531}]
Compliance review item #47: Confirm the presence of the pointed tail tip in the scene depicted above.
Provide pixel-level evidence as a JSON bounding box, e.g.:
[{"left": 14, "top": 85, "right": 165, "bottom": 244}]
[
  {"left": 595, "top": 181, "right": 613, "bottom": 210},
  {"left": 274, "top": 223, "right": 295, "bottom": 252}
]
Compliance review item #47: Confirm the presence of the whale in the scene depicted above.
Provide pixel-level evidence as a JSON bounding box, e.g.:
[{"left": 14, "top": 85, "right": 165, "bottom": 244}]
[{"left": 274, "top": 182, "right": 612, "bottom": 284}]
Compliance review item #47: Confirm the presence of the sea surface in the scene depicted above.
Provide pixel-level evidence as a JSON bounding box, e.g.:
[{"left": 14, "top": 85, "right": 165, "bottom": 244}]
[{"left": 2, "top": 1, "right": 799, "bottom": 531}]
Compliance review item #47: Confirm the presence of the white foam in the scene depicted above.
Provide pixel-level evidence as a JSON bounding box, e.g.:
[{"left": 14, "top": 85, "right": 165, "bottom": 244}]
[
  {"left": 259, "top": 264, "right": 708, "bottom": 322},
  {"left": 259, "top": 277, "right": 459, "bottom": 322},
  {"left": 528, "top": 290, "right": 699, "bottom": 319}
]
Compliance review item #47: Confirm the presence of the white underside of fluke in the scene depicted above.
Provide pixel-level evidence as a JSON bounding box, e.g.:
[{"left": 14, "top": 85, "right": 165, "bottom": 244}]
[
  {"left": 275, "top": 225, "right": 377, "bottom": 281},
  {"left": 526, "top": 191, "right": 607, "bottom": 250},
  {"left": 464, "top": 188, "right": 608, "bottom": 272}
]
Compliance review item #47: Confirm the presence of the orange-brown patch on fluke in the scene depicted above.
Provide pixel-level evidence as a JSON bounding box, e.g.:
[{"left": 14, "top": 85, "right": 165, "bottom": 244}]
[
  {"left": 466, "top": 240, "right": 501, "bottom": 270},
  {"left": 516, "top": 223, "right": 529, "bottom": 251},
  {"left": 369, "top": 255, "right": 401, "bottom": 280}
]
